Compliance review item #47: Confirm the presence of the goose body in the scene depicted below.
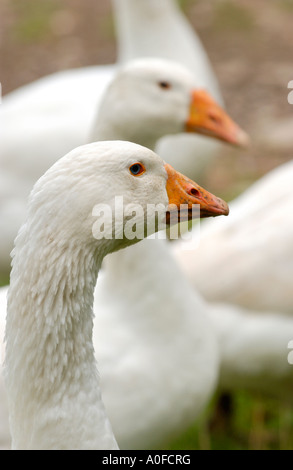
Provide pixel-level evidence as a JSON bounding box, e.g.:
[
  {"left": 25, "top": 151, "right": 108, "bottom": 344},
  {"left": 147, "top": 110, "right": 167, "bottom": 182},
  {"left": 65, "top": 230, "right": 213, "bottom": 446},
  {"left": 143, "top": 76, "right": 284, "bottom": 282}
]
[
  {"left": 207, "top": 302, "right": 293, "bottom": 400},
  {"left": 94, "top": 240, "right": 219, "bottom": 449},
  {"left": 5, "top": 140, "right": 218, "bottom": 450},
  {"left": 172, "top": 161, "right": 293, "bottom": 399},
  {"left": 173, "top": 160, "right": 293, "bottom": 314},
  {"left": 0, "top": 0, "right": 230, "bottom": 278}
]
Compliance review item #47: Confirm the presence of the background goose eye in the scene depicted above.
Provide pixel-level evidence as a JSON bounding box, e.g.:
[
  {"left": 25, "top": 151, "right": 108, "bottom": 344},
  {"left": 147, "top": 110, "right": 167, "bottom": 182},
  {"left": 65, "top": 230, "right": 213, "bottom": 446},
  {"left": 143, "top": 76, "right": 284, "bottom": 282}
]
[
  {"left": 129, "top": 163, "right": 146, "bottom": 176},
  {"left": 158, "top": 81, "right": 171, "bottom": 90}
]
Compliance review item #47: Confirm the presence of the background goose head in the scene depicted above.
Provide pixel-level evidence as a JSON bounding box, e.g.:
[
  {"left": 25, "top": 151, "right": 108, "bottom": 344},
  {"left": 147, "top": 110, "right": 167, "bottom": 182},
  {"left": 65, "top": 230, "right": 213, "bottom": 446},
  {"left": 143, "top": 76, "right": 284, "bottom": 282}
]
[{"left": 91, "top": 58, "right": 248, "bottom": 151}]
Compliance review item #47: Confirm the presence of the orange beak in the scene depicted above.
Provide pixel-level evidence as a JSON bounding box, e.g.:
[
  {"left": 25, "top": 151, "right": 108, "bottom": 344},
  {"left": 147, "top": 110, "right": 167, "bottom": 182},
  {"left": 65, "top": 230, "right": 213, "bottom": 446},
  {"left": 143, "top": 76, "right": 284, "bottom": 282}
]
[
  {"left": 164, "top": 163, "right": 229, "bottom": 225},
  {"left": 185, "top": 89, "right": 249, "bottom": 147}
]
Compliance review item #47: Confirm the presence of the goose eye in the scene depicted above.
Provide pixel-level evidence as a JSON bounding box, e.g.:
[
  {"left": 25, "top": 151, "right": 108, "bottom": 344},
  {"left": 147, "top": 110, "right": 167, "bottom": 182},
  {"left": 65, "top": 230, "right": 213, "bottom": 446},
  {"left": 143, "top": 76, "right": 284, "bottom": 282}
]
[
  {"left": 129, "top": 163, "right": 146, "bottom": 176},
  {"left": 158, "top": 81, "right": 171, "bottom": 90}
]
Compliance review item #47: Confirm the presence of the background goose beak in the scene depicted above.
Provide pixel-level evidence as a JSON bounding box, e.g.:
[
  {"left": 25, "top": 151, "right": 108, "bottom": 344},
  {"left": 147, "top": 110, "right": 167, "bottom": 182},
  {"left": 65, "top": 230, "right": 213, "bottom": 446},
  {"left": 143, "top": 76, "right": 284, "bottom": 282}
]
[
  {"left": 185, "top": 89, "right": 250, "bottom": 147},
  {"left": 164, "top": 163, "right": 229, "bottom": 225}
]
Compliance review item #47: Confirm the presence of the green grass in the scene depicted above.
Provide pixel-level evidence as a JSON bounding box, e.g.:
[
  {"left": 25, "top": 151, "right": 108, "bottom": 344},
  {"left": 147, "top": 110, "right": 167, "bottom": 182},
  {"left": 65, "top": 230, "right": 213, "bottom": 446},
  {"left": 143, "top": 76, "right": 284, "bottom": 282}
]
[
  {"left": 278, "top": 0, "right": 293, "bottom": 11},
  {"left": 178, "top": 0, "right": 196, "bottom": 12},
  {"left": 163, "top": 390, "right": 293, "bottom": 450},
  {"left": 0, "top": 276, "right": 9, "bottom": 288},
  {"left": 11, "top": 0, "right": 59, "bottom": 43},
  {"left": 213, "top": 1, "right": 255, "bottom": 32},
  {"left": 98, "top": 11, "right": 117, "bottom": 41}
]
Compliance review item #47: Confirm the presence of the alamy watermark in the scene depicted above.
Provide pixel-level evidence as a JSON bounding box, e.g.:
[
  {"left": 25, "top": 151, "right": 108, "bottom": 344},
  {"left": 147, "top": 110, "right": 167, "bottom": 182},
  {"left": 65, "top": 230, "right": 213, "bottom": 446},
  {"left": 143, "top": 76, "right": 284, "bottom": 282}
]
[{"left": 92, "top": 196, "right": 201, "bottom": 247}]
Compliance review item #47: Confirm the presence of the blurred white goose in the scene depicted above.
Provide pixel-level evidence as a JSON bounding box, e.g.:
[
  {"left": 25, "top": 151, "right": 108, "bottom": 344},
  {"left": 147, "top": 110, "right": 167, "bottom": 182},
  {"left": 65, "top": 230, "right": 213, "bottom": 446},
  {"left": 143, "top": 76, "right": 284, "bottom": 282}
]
[
  {"left": 4, "top": 140, "right": 212, "bottom": 450},
  {"left": 206, "top": 302, "right": 293, "bottom": 401},
  {"left": 1, "top": 0, "right": 223, "bottom": 190},
  {"left": 112, "top": 0, "right": 225, "bottom": 177},
  {"left": 0, "top": 57, "right": 237, "bottom": 450},
  {"left": 0, "top": 57, "right": 246, "bottom": 278},
  {"left": 173, "top": 159, "right": 293, "bottom": 314},
  {"left": 113, "top": 0, "right": 221, "bottom": 97},
  {"left": 171, "top": 161, "right": 293, "bottom": 401}
]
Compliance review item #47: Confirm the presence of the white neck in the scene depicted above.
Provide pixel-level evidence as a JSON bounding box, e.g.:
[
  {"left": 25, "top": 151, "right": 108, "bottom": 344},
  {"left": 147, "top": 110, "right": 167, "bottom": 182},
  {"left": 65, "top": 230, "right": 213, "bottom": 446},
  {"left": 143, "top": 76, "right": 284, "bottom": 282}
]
[
  {"left": 5, "top": 229, "right": 118, "bottom": 449},
  {"left": 112, "top": 0, "right": 221, "bottom": 100},
  {"left": 100, "top": 237, "right": 208, "bottom": 330},
  {"left": 92, "top": 116, "right": 158, "bottom": 152}
]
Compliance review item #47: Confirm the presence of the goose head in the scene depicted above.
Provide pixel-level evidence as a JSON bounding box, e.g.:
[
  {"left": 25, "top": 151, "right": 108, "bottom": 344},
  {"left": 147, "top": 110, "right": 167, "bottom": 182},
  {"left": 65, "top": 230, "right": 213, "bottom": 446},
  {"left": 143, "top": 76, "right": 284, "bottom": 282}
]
[
  {"left": 25, "top": 141, "right": 229, "bottom": 258},
  {"left": 91, "top": 58, "right": 248, "bottom": 150}
]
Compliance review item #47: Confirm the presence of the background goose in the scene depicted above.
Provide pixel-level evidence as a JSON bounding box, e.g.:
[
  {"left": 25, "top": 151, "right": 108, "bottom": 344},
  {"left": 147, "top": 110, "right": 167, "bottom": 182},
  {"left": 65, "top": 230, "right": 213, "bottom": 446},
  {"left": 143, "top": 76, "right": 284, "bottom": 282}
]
[
  {"left": 112, "top": 0, "right": 225, "bottom": 178},
  {"left": 173, "top": 159, "right": 293, "bottom": 314},
  {"left": 94, "top": 239, "right": 221, "bottom": 449},
  {"left": 171, "top": 161, "right": 293, "bottom": 403},
  {"left": 206, "top": 302, "right": 293, "bottom": 401},
  {"left": 1, "top": 0, "right": 224, "bottom": 189},
  {"left": 4, "top": 140, "right": 219, "bottom": 450},
  {"left": 113, "top": 0, "right": 221, "bottom": 98},
  {"left": 0, "top": 57, "right": 246, "bottom": 279}
]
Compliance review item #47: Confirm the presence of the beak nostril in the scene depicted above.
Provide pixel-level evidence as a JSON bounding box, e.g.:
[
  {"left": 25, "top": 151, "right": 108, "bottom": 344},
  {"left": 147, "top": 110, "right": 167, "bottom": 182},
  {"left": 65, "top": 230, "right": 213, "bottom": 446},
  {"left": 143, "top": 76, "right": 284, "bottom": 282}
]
[
  {"left": 188, "top": 187, "right": 200, "bottom": 198},
  {"left": 208, "top": 113, "right": 221, "bottom": 125}
]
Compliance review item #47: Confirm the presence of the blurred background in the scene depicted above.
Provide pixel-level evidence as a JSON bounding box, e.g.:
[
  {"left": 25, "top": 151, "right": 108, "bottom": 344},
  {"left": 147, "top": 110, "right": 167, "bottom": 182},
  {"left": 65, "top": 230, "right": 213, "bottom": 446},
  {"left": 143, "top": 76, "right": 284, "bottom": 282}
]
[{"left": 0, "top": 0, "right": 293, "bottom": 450}]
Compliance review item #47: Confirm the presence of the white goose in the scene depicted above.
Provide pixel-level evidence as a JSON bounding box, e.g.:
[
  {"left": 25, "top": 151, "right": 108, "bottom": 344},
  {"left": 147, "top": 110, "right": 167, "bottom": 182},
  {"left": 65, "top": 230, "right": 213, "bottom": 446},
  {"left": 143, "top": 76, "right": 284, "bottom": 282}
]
[
  {"left": 173, "top": 159, "right": 293, "bottom": 314},
  {"left": 172, "top": 161, "right": 293, "bottom": 400},
  {"left": 0, "top": 57, "right": 246, "bottom": 279},
  {"left": 0, "top": 58, "right": 235, "bottom": 450},
  {"left": 113, "top": 0, "right": 221, "bottom": 98},
  {"left": 0, "top": 0, "right": 241, "bottom": 280},
  {"left": 112, "top": 0, "right": 225, "bottom": 177},
  {"left": 4, "top": 140, "right": 219, "bottom": 450},
  {"left": 206, "top": 302, "right": 293, "bottom": 401}
]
